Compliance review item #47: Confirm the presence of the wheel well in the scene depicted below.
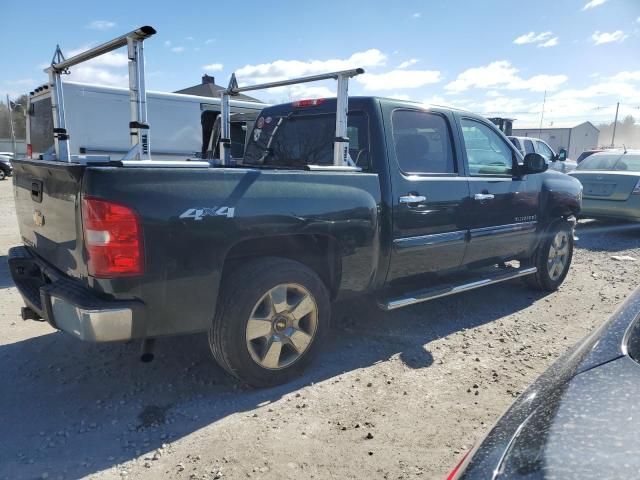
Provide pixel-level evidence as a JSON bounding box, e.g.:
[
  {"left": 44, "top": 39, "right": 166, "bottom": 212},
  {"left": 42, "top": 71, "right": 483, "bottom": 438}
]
[{"left": 221, "top": 235, "right": 342, "bottom": 299}]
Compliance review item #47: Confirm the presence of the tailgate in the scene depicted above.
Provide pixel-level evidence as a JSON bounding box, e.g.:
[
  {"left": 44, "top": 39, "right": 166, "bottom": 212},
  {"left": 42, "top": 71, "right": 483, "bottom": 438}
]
[
  {"left": 571, "top": 172, "right": 640, "bottom": 201},
  {"left": 12, "top": 159, "right": 88, "bottom": 279}
]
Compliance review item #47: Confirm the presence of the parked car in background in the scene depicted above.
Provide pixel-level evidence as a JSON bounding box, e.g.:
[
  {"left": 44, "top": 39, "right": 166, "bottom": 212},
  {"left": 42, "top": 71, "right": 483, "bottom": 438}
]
[
  {"left": 576, "top": 149, "right": 604, "bottom": 164},
  {"left": 568, "top": 150, "right": 640, "bottom": 222},
  {"left": 508, "top": 135, "right": 577, "bottom": 173},
  {"left": 447, "top": 287, "right": 640, "bottom": 479},
  {"left": 0, "top": 154, "right": 13, "bottom": 180}
]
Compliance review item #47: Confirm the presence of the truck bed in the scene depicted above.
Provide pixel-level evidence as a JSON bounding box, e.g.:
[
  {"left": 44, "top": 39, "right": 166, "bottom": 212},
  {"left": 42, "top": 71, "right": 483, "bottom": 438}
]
[{"left": 11, "top": 159, "right": 382, "bottom": 338}]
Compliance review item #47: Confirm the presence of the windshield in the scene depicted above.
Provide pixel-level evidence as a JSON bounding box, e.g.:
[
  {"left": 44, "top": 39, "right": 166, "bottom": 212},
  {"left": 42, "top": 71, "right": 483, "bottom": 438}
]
[{"left": 576, "top": 153, "right": 640, "bottom": 172}]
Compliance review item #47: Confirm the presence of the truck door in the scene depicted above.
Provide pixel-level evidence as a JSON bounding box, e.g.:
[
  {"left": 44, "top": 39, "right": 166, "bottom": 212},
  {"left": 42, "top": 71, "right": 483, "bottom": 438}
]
[
  {"left": 385, "top": 107, "right": 470, "bottom": 283},
  {"left": 458, "top": 117, "right": 539, "bottom": 265}
]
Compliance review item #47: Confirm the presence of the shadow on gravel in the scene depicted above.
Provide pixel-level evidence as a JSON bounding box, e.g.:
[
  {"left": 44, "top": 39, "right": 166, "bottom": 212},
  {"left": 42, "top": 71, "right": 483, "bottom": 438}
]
[
  {"left": 0, "top": 279, "right": 543, "bottom": 480},
  {"left": 0, "top": 255, "right": 14, "bottom": 289},
  {"left": 575, "top": 220, "right": 640, "bottom": 253}
]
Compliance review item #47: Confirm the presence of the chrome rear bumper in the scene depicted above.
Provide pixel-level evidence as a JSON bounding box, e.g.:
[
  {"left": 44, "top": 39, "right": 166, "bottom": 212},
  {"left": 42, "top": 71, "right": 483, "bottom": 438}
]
[{"left": 8, "top": 246, "right": 144, "bottom": 342}]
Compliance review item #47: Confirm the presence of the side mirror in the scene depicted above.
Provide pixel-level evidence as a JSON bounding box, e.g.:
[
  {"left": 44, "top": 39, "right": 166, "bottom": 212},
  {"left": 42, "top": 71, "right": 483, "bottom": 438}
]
[
  {"left": 522, "top": 153, "right": 548, "bottom": 175},
  {"left": 557, "top": 148, "right": 567, "bottom": 162}
]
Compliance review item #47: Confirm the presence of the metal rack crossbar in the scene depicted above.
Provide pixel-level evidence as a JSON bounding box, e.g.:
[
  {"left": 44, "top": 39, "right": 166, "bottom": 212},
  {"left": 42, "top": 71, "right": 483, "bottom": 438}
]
[
  {"left": 45, "top": 26, "right": 157, "bottom": 162},
  {"left": 219, "top": 68, "right": 365, "bottom": 166}
]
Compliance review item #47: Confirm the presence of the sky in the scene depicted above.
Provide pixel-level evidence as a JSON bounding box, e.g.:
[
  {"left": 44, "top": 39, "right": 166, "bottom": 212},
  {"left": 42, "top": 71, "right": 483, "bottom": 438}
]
[{"left": 1, "top": 0, "right": 639, "bottom": 128}]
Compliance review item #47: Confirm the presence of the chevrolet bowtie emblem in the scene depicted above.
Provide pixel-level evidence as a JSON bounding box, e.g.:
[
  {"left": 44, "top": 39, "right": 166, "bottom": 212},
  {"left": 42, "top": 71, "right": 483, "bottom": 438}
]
[{"left": 33, "top": 210, "right": 45, "bottom": 227}]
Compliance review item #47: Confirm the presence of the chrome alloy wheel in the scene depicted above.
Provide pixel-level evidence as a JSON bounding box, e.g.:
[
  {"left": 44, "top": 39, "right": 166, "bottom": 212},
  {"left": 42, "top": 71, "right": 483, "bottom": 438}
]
[
  {"left": 547, "top": 231, "right": 570, "bottom": 281},
  {"left": 245, "top": 283, "right": 318, "bottom": 370}
]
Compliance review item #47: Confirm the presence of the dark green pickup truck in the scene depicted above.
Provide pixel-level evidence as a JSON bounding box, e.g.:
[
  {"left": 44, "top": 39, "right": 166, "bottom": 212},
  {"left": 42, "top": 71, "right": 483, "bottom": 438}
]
[{"left": 9, "top": 97, "right": 582, "bottom": 386}]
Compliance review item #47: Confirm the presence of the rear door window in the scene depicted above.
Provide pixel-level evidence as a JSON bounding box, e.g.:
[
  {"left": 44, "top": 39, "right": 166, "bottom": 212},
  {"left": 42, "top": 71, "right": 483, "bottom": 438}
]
[{"left": 391, "top": 110, "right": 456, "bottom": 174}]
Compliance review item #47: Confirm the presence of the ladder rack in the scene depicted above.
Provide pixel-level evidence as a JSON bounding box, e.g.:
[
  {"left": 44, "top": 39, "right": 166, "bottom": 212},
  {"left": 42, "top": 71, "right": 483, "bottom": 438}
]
[
  {"left": 45, "top": 26, "right": 156, "bottom": 162},
  {"left": 219, "top": 68, "right": 364, "bottom": 167}
]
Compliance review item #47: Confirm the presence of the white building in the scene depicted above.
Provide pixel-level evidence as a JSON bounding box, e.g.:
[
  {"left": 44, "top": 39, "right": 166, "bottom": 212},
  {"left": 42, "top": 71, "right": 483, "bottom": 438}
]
[{"left": 511, "top": 121, "right": 599, "bottom": 159}]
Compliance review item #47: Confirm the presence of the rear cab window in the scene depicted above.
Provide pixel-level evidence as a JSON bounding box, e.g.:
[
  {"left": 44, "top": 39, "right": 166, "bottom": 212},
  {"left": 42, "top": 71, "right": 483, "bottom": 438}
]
[
  {"left": 243, "top": 107, "right": 370, "bottom": 169},
  {"left": 29, "top": 95, "right": 54, "bottom": 157},
  {"left": 391, "top": 110, "right": 456, "bottom": 175},
  {"left": 577, "top": 153, "right": 640, "bottom": 172}
]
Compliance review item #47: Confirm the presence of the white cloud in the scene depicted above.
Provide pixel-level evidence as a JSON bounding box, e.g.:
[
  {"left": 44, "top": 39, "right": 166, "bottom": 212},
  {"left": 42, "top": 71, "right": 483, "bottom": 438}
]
[
  {"left": 55, "top": 46, "right": 129, "bottom": 87},
  {"left": 86, "top": 20, "right": 115, "bottom": 31},
  {"left": 356, "top": 69, "right": 441, "bottom": 91},
  {"left": 444, "top": 60, "right": 567, "bottom": 93},
  {"left": 412, "top": 12, "right": 421, "bottom": 18},
  {"left": 397, "top": 59, "right": 419, "bottom": 69},
  {"left": 164, "top": 40, "right": 172, "bottom": 47},
  {"left": 203, "top": 63, "right": 224, "bottom": 72},
  {"left": 609, "top": 71, "right": 640, "bottom": 82},
  {"left": 591, "top": 30, "right": 628, "bottom": 45},
  {"left": 66, "top": 66, "right": 128, "bottom": 87},
  {"left": 185, "top": 36, "right": 195, "bottom": 41},
  {"left": 235, "top": 49, "right": 387, "bottom": 85},
  {"left": 66, "top": 47, "right": 128, "bottom": 67},
  {"left": 582, "top": 0, "right": 608, "bottom": 10},
  {"left": 538, "top": 37, "right": 559, "bottom": 48},
  {"left": 422, "top": 95, "right": 467, "bottom": 109},
  {"left": 171, "top": 46, "right": 186, "bottom": 53},
  {"left": 486, "top": 90, "right": 504, "bottom": 97},
  {"left": 513, "top": 31, "right": 552, "bottom": 45},
  {"left": 205, "top": 38, "right": 216, "bottom": 45}
]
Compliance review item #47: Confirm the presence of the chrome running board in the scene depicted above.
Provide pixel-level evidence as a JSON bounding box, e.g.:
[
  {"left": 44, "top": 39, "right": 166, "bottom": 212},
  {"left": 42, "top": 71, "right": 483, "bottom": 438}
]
[{"left": 378, "top": 267, "right": 537, "bottom": 311}]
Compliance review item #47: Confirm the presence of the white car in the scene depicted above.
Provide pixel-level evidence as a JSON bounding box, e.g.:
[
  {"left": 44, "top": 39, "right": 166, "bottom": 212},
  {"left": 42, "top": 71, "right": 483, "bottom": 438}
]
[{"left": 508, "top": 136, "right": 577, "bottom": 173}]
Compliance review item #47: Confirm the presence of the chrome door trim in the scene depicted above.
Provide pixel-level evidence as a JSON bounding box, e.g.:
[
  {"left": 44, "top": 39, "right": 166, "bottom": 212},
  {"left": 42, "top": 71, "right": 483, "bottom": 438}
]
[
  {"left": 393, "top": 230, "right": 467, "bottom": 251},
  {"left": 469, "top": 221, "right": 537, "bottom": 239}
]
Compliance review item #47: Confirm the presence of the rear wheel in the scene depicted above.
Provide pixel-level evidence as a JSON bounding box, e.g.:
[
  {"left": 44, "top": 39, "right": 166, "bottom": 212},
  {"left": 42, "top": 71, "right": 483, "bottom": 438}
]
[
  {"left": 524, "top": 221, "right": 574, "bottom": 291},
  {"left": 0, "top": 170, "right": 5, "bottom": 180},
  {"left": 209, "top": 257, "right": 330, "bottom": 387}
]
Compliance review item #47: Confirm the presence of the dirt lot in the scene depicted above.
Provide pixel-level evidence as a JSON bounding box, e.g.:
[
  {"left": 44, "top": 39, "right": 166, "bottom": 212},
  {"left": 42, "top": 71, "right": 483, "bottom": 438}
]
[{"left": 1, "top": 177, "right": 639, "bottom": 480}]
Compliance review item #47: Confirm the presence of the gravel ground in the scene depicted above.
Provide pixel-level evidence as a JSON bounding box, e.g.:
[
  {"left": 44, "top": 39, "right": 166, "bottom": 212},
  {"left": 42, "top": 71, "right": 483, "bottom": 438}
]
[{"left": 1, "top": 177, "right": 639, "bottom": 480}]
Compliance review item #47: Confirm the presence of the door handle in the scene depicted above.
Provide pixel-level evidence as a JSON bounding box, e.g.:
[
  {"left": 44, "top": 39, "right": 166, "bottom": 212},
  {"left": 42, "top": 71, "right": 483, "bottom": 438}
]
[
  {"left": 474, "top": 193, "right": 495, "bottom": 201},
  {"left": 399, "top": 194, "right": 426, "bottom": 205}
]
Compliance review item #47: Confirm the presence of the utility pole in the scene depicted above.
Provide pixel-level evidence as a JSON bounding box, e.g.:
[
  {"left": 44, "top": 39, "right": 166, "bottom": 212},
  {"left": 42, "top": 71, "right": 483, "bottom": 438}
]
[
  {"left": 538, "top": 90, "right": 547, "bottom": 138},
  {"left": 610, "top": 102, "right": 620, "bottom": 148},
  {"left": 6, "top": 95, "right": 17, "bottom": 157}
]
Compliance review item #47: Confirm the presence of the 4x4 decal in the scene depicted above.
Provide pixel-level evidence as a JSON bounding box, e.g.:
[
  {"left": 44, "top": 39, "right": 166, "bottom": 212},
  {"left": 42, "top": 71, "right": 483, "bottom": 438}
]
[{"left": 179, "top": 207, "right": 235, "bottom": 221}]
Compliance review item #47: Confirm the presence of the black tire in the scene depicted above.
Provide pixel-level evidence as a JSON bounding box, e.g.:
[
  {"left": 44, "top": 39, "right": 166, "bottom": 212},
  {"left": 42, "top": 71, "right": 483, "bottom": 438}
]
[
  {"left": 524, "top": 221, "right": 574, "bottom": 291},
  {"left": 0, "top": 170, "right": 5, "bottom": 180},
  {"left": 209, "top": 257, "right": 330, "bottom": 387}
]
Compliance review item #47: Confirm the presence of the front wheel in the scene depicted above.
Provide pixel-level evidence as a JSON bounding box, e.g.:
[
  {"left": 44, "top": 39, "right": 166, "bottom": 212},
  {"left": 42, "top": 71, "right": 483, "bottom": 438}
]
[
  {"left": 524, "top": 222, "right": 574, "bottom": 291},
  {"left": 0, "top": 170, "right": 5, "bottom": 180},
  {"left": 209, "top": 257, "right": 330, "bottom": 387}
]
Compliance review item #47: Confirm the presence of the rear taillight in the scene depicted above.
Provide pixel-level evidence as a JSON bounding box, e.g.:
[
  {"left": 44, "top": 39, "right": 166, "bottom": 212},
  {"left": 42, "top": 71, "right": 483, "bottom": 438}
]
[
  {"left": 82, "top": 197, "right": 144, "bottom": 278},
  {"left": 26, "top": 144, "right": 32, "bottom": 159},
  {"left": 633, "top": 179, "right": 640, "bottom": 195},
  {"left": 292, "top": 98, "right": 325, "bottom": 108}
]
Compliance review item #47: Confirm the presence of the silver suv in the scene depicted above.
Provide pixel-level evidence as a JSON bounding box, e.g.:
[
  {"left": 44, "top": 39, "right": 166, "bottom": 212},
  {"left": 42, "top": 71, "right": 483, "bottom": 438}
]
[{"left": 508, "top": 136, "right": 577, "bottom": 173}]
